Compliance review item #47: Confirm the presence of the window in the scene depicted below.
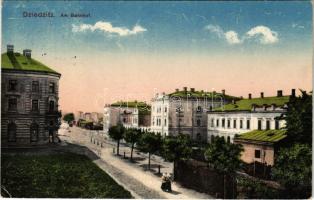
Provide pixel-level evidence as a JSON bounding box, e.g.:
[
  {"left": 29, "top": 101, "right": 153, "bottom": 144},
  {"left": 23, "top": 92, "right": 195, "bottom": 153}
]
[
  {"left": 8, "top": 122, "right": 16, "bottom": 142},
  {"left": 196, "top": 119, "right": 201, "bottom": 126},
  {"left": 164, "top": 107, "right": 167, "bottom": 113},
  {"left": 258, "top": 120, "right": 262, "bottom": 130},
  {"left": 240, "top": 120, "right": 243, "bottom": 129},
  {"left": 49, "top": 82, "right": 55, "bottom": 93},
  {"left": 196, "top": 133, "right": 201, "bottom": 141},
  {"left": 164, "top": 119, "right": 167, "bottom": 126},
  {"left": 8, "top": 80, "right": 17, "bottom": 91},
  {"left": 32, "top": 81, "right": 39, "bottom": 92},
  {"left": 196, "top": 106, "right": 202, "bottom": 112},
  {"left": 216, "top": 119, "right": 219, "bottom": 127},
  {"left": 49, "top": 101, "right": 55, "bottom": 112},
  {"left": 30, "top": 123, "right": 39, "bottom": 142},
  {"left": 222, "top": 119, "right": 225, "bottom": 128},
  {"left": 255, "top": 150, "right": 261, "bottom": 159},
  {"left": 227, "top": 119, "right": 230, "bottom": 128},
  {"left": 227, "top": 136, "right": 230, "bottom": 143},
  {"left": 8, "top": 98, "right": 17, "bottom": 111},
  {"left": 233, "top": 120, "right": 237, "bottom": 128},
  {"left": 275, "top": 120, "right": 280, "bottom": 130},
  {"left": 247, "top": 119, "right": 250, "bottom": 130},
  {"left": 266, "top": 120, "right": 270, "bottom": 130},
  {"left": 32, "top": 100, "right": 39, "bottom": 111},
  {"left": 211, "top": 119, "right": 214, "bottom": 127}
]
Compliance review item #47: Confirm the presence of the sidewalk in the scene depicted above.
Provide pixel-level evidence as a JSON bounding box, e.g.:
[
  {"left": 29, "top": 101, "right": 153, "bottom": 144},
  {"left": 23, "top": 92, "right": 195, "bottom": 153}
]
[{"left": 59, "top": 126, "right": 213, "bottom": 199}]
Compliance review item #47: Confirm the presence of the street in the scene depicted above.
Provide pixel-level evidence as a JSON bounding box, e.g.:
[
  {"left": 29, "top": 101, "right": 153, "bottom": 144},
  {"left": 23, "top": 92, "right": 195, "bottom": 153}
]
[{"left": 58, "top": 123, "right": 213, "bottom": 199}]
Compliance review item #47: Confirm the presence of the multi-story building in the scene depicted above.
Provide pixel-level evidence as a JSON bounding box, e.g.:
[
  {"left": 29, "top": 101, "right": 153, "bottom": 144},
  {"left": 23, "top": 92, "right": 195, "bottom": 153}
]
[
  {"left": 1, "top": 45, "right": 61, "bottom": 147},
  {"left": 103, "top": 101, "right": 151, "bottom": 133},
  {"left": 150, "top": 87, "right": 238, "bottom": 141},
  {"left": 207, "top": 90, "right": 293, "bottom": 142}
]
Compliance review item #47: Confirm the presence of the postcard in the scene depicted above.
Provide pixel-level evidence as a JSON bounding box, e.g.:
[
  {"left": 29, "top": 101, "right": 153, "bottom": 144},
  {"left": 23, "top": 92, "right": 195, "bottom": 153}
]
[{"left": 1, "top": 1, "right": 312, "bottom": 199}]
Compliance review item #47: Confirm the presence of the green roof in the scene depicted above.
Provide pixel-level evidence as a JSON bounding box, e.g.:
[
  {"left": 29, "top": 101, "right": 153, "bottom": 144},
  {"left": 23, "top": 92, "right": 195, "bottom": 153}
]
[
  {"left": 214, "top": 96, "right": 290, "bottom": 111},
  {"left": 235, "top": 129, "right": 287, "bottom": 143},
  {"left": 111, "top": 101, "right": 151, "bottom": 115},
  {"left": 1, "top": 52, "right": 60, "bottom": 75},
  {"left": 169, "top": 90, "right": 239, "bottom": 101}
]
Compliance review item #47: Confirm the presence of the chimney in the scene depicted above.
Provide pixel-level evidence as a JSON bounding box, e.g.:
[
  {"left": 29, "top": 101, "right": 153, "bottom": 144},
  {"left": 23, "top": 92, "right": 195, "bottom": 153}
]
[
  {"left": 222, "top": 89, "right": 225, "bottom": 95},
  {"left": 277, "top": 90, "right": 283, "bottom": 97},
  {"left": 162, "top": 92, "right": 165, "bottom": 95},
  {"left": 190, "top": 88, "right": 195, "bottom": 92},
  {"left": 175, "top": 88, "right": 179, "bottom": 92},
  {"left": 260, "top": 92, "right": 264, "bottom": 98},
  {"left": 183, "top": 87, "right": 187, "bottom": 92},
  {"left": 248, "top": 93, "right": 252, "bottom": 99},
  {"left": 291, "top": 89, "right": 296, "bottom": 97},
  {"left": 23, "top": 49, "right": 32, "bottom": 58},
  {"left": 7, "top": 44, "right": 14, "bottom": 53}
]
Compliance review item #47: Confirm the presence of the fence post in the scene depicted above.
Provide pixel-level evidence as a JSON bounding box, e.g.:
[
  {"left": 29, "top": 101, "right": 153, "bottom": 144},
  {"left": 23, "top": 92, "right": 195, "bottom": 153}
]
[
  {"left": 113, "top": 148, "right": 115, "bottom": 154},
  {"left": 158, "top": 165, "right": 161, "bottom": 174},
  {"left": 124, "top": 152, "right": 126, "bottom": 158}
]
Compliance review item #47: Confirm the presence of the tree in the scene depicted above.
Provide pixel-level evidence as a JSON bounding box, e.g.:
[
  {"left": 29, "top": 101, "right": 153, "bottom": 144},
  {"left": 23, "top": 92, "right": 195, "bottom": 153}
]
[
  {"left": 282, "top": 90, "right": 312, "bottom": 146},
  {"left": 162, "top": 134, "right": 192, "bottom": 180},
  {"left": 108, "top": 124, "right": 125, "bottom": 155},
  {"left": 204, "top": 136, "right": 243, "bottom": 198},
  {"left": 124, "top": 128, "right": 142, "bottom": 161},
  {"left": 137, "top": 132, "right": 162, "bottom": 170},
  {"left": 272, "top": 144, "right": 312, "bottom": 198},
  {"left": 63, "top": 113, "right": 75, "bottom": 124}
]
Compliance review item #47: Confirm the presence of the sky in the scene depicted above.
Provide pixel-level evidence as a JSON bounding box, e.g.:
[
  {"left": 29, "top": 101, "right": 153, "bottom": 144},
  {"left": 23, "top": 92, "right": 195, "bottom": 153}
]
[{"left": 2, "top": 1, "right": 313, "bottom": 113}]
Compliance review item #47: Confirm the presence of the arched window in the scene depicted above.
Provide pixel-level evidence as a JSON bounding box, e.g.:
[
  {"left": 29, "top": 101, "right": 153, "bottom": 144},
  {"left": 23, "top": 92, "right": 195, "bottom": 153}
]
[
  {"left": 30, "top": 122, "right": 39, "bottom": 142},
  {"left": 8, "top": 122, "right": 16, "bottom": 142},
  {"left": 49, "top": 100, "right": 55, "bottom": 112}
]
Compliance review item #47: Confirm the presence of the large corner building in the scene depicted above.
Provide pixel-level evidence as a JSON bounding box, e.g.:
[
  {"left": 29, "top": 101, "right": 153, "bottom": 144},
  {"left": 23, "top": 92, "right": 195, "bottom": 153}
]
[{"left": 1, "top": 45, "right": 61, "bottom": 147}]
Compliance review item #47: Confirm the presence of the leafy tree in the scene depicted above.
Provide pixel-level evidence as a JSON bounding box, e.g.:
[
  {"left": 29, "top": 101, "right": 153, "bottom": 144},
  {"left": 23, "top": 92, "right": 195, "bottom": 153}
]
[
  {"left": 282, "top": 90, "right": 312, "bottom": 145},
  {"left": 162, "top": 134, "right": 192, "bottom": 180},
  {"left": 204, "top": 136, "right": 243, "bottom": 198},
  {"left": 124, "top": 128, "right": 143, "bottom": 161},
  {"left": 272, "top": 144, "right": 312, "bottom": 198},
  {"left": 63, "top": 113, "right": 75, "bottom": 124},
  {"left": 137, "top": 132, "right": 162, "bottom": 169},
  {"left": 108, "top": 124, "right": 125, "bottom": 155}
]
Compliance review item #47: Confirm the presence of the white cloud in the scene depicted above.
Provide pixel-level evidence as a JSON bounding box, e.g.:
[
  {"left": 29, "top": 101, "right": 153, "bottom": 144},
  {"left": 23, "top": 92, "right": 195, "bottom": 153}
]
[
  {"left": 225, "top": 31, "right": 241, "bottom": 44},
  {"left": 72, "top": 21, "right": 147, "bottom": 36},
  {"left": 246, "top": 26, "right": 278, "bottom": 44},
  {"left": 205, "top": 25, "right": 241, "bottom": 45},
  {"left": 205, "top": 24, "right": 278, "bottom": 45}
]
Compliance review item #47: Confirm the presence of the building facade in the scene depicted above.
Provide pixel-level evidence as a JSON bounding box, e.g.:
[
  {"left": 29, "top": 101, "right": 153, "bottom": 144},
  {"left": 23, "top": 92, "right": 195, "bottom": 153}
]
[
  {"left": 207, "top": 90, "right": 292, "bottom": 142},
  {"left": 103, "top": 101, "right": 151, "bottom": 133},
  {"left": 233, "top": 129, "right": 287, "bottom": 166},
  {"left": 151, "top": 87, "right": 238, "bottom": 141},
  {"left": 1, "top": 45, "right": 61, "bottom": 147}
]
